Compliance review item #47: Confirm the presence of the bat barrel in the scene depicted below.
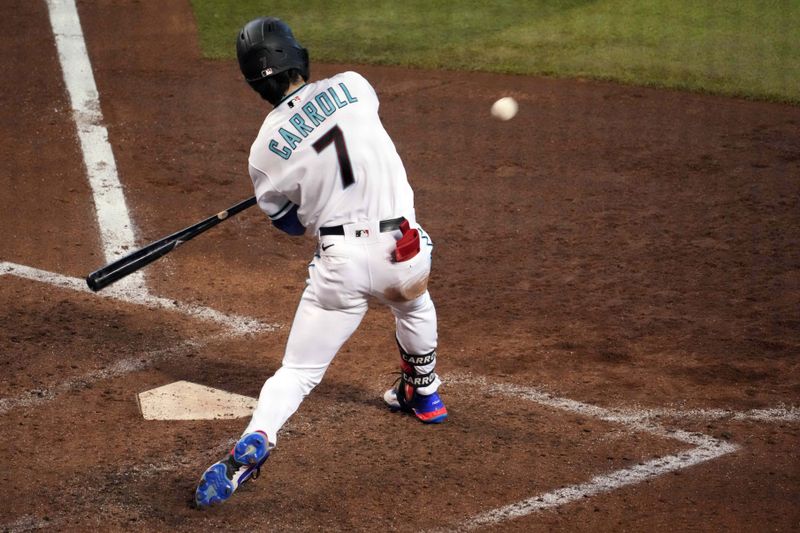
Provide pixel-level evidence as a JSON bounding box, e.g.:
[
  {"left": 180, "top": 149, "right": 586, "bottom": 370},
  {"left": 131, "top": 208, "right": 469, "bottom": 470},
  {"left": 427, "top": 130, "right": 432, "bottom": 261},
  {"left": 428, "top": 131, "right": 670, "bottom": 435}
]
[
  {"left": 84, "top": 196, "right": 257, "bottom": 292},
  {"left": 86, "top": 239, "right": 178, "bottom": 291}
]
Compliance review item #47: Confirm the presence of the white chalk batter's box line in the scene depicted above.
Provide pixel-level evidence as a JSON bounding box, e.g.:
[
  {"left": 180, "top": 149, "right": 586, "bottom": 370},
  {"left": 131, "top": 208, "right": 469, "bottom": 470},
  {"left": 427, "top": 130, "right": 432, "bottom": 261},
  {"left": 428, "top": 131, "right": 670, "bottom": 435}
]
[
  {"left": 443, "top": 373, "right": 796, "bottom": 529},
  {"left": 0, "top": 261, "right": 278, "bottom": 335},
  {"left": 437, "top": 372, "right": 740, "bottom": 531},
  {"left": 2, "top": 262, "right": 797, "bottom": 532}
]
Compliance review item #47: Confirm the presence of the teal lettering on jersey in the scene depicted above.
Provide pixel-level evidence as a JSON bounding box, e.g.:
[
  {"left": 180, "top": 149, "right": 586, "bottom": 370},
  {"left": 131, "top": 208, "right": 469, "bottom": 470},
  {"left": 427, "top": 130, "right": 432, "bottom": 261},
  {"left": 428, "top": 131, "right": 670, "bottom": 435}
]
[
  {"left": 328, "top": 87, "right": 347, "bottom": 108},
  {"left": 271, "top": 82, "right": 359, "bottom": 159},
  {"left": 289, "top": 113, "right": 314, "bottom": 138},
  {"left": 315, "top": 92, "right": 336, "bottom": 116},
  {"left": 302, "top": 102, "right": 326, "bottom": 127},
  {"left": 269, "top": 139, "right": 292, "bottom": 160},
  {"left": 279, "top": 127, "right": 303, "bottom": 150},
  {"left": 339, "top": 83, "right": 358, "bottom": 103}
]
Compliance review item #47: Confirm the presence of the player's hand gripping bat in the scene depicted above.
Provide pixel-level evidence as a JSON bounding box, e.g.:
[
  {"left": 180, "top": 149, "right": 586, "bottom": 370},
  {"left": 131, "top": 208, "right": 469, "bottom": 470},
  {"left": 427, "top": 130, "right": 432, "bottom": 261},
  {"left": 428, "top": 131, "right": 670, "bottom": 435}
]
[{"left": 86, "top": 196, "right": 257, "bottom": 292}]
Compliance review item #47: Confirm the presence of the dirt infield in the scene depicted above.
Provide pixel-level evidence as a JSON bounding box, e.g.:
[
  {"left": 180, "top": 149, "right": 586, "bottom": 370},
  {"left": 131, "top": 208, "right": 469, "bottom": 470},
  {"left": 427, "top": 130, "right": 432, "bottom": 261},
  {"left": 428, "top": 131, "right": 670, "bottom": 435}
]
[{"left": 1, "top": 1, "right": 798, "bottom": 531}]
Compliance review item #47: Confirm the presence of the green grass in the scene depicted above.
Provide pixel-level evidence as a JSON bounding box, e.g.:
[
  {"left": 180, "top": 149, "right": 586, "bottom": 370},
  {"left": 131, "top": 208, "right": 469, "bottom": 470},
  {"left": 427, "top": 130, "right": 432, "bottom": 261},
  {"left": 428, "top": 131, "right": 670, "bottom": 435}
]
[{"left": 190, "top": 0, "right": 800, "bottom": 103}]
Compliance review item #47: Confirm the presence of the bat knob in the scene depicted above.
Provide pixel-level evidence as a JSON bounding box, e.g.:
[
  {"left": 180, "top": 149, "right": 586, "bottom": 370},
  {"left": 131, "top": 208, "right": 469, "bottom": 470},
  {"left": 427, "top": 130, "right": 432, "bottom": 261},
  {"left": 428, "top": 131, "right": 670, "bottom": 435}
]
[{"left": 86, "top": 276, "right": 100, "bottom": 292}]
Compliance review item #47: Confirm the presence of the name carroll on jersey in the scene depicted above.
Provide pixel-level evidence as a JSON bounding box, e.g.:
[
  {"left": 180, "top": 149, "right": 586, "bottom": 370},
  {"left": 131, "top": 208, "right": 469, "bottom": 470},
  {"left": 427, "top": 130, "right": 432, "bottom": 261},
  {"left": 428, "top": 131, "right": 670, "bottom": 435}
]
[{"left": 269, "top": 82, "right": 358, "bottom": 160}]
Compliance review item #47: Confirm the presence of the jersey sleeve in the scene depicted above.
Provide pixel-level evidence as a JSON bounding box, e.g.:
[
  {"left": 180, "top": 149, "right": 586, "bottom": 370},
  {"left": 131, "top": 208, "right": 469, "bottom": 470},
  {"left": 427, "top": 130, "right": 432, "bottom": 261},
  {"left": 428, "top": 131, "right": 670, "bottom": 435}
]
[
  {"left": 248, "top": 162, "right": 306, "bottom": 236},
  {"left": 340, "top": 71, "right": 379, "bottom": 111},
  {"left": 248, "top": 163, "right": 293, "bottom": 220}
]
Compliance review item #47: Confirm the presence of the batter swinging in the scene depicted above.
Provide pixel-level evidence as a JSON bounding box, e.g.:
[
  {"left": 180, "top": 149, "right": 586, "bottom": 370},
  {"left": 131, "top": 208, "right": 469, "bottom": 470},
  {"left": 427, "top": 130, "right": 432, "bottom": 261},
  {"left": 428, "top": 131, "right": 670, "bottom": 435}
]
[{"left": 195, "top": 17, "right": 447, "bottom": 507}]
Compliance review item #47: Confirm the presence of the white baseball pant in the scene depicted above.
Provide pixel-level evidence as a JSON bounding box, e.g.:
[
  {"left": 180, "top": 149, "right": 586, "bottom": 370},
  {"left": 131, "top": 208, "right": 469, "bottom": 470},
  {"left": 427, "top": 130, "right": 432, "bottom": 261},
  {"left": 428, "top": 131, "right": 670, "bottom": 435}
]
[{"left": 243, "top": 219, "right": 440, "bottom": 445}]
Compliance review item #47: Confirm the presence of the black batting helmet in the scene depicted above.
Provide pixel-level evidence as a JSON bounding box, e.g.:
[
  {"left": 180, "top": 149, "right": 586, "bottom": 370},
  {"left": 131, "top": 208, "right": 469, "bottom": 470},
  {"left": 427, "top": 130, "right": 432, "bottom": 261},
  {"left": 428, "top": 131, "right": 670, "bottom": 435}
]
[{"left": 236, "top": 17, "right": 309, "bottom": 92}]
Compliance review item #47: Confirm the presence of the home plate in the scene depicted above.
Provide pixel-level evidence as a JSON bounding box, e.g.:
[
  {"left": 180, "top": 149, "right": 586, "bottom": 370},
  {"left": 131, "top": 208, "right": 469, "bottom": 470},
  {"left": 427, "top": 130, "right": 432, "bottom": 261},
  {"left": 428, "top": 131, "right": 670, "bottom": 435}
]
[{"left": 137, "top": 381, "right": 256, "bottom": 420}]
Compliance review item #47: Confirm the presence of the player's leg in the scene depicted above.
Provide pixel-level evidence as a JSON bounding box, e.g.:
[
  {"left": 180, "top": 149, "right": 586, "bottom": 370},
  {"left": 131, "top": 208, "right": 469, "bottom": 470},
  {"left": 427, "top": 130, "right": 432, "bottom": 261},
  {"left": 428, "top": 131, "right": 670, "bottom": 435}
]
[
  {"left": 196, "top": 246, "right": 368, "bottom": 507},
  {"left": 383, "top": 290, "right": 447, "bottom": 423},
  {"left": 196, "top": 286, "right": 366, "bottom": 507},
  {"left": 242, "top": 284, "right": 367, "bottom": 444},
  {"left": 367, "top": 225, "right": 446, "bottom": 423}
]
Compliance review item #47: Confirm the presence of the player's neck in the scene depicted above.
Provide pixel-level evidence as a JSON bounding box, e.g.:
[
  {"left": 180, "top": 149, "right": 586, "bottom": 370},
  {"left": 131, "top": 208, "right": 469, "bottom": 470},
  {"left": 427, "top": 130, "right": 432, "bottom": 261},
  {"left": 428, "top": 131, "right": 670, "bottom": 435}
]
[
  {"left": 286, "top": 79, "right": 305, "bottom": 94},
  {"left": 274, "top": 79, "right": 306, "bottom": 108}
]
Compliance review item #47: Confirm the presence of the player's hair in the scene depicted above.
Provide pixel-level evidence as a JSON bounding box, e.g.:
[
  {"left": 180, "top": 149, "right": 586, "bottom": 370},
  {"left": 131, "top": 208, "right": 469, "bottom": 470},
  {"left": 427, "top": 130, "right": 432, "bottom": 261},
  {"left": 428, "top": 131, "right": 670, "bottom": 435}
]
[{"left": 252, "top": 68, "right": 304, "bottom": 106}]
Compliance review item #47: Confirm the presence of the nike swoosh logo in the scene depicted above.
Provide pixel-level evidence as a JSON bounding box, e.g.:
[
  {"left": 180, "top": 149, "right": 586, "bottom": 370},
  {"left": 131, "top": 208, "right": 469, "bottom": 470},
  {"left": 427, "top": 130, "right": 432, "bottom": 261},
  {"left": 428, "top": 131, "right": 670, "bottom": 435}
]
[{"left": 321, "top": 243, "right": 335, "bottom": 251}]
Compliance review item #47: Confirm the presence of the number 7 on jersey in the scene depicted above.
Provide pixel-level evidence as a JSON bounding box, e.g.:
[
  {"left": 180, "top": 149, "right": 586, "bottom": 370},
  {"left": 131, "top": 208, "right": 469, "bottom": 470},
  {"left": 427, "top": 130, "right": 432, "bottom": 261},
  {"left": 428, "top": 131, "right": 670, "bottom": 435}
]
[{"left": 313, "top": 125, "right": 354, "bottom": 189}]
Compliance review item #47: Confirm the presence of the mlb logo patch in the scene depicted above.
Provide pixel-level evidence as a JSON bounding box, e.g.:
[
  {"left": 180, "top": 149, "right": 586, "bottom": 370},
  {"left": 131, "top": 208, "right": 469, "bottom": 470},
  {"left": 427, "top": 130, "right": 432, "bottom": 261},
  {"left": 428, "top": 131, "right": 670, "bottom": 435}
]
[
  {"left": 355, "top": 229, "right": 370, "bottom": 238},
  {"left": 288, "top": 95, "right": 302, "bottom": 108}
]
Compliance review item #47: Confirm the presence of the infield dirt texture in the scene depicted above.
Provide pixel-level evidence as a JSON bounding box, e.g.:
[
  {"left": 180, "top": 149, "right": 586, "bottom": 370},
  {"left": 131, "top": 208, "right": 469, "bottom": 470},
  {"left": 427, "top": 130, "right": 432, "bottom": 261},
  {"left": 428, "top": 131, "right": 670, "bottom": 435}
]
[{"left": 1, "top": 1, "right": 798, "bottom": 532}]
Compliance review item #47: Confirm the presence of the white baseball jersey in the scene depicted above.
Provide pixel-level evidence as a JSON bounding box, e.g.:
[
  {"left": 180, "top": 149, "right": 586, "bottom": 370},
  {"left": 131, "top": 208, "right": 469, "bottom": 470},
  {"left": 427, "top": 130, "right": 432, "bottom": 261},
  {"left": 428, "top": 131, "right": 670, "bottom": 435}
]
[{"left": 248, "top": 71, "right": 415, "bottom": 233}]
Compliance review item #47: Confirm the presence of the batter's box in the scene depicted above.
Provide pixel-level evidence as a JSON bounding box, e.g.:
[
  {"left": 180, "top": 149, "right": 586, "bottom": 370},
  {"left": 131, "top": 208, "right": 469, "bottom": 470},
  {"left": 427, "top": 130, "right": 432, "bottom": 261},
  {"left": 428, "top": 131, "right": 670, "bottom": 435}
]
[
  {"left": 176, "top": 370, "right": 688, "bottom": 532},
  {"left": 435, "top": 372, "right": 739, "bottom": 531},
  {"left": 0, "top": 274, "right": 226, "bottom": 399},
  {"left": 0, "top": 261, "right": 276, "bottom": 417}
]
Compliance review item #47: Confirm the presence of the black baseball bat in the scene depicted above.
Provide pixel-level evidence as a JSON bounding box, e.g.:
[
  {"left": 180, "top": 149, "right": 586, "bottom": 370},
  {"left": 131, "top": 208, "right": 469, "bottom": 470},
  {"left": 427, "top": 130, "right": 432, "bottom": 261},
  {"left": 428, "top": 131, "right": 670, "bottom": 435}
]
[{"left": 86, "top": 196, "right": 257, "bottom": 292}]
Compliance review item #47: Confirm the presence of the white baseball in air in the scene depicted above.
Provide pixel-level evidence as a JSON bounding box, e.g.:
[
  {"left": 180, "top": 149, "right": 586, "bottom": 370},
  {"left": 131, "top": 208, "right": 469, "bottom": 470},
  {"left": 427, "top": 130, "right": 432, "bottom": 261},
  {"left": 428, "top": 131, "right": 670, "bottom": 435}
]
[{"left": 491, "top": 96, "right": 518, "bottom": 121}]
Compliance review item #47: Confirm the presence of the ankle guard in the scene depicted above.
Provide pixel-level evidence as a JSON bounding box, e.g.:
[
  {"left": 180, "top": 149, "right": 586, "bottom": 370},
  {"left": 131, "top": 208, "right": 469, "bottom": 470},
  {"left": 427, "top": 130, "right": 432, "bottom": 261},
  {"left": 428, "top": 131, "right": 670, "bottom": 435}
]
[{"left": 397, "top": 339, "right": 437, "bottom": 400}]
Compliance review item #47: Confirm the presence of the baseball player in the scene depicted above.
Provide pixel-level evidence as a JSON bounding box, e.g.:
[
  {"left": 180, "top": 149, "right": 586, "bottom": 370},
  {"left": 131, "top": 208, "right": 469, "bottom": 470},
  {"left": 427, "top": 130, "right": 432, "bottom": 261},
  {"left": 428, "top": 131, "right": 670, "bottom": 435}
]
[{"left": 195, "top": 17, "right": 447, "bottom": 508}]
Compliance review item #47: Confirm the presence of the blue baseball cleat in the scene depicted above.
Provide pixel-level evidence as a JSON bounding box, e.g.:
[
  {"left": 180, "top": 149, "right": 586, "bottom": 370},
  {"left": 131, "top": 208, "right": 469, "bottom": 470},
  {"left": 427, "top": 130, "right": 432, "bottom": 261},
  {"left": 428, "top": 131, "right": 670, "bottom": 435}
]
[
  {"left": 384, "top": 383, "right": 448, "bottom": 424},
  {"left": 195, "top": 431, "right": 270, "bottom": 508}
]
